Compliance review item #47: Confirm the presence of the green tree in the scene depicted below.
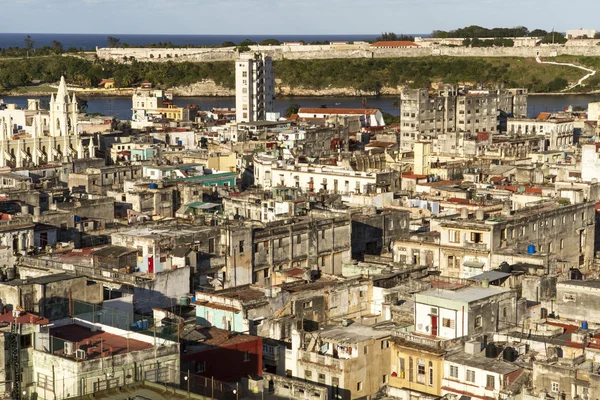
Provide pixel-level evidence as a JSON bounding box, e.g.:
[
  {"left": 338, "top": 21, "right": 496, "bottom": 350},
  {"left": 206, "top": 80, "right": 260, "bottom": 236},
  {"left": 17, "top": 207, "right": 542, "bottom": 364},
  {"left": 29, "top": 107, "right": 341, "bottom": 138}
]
[
  {"left": 259, "top": 38, "right": 281, "bottom": 46},
  {"left": 236, "top": 45, "right": 251, "bottom": 52},
  {"left": 52, "top": 40, "right": 64, "bottom": 54},
  {"left": 24, "top": 35, "right": 35, "bottom": 54},
  {"left": 530, "top": 29, "right": 548, "bottom": 37},
  {"left": 285, "top": 104, "right": 300, "bottom": 117},
  {"left": 540, "top": 32, "right": 567, "bottom": 44},
  {"left": 107, "top": 36, "right": 121, "bottom": 48},
  {"left": 238, "top": 39, "right": 257, "bottom": 47},
  {"left": 220, "top": 41, "right": 236, "bottom": 47},
  {"left": 77, "top": 99, "right": 89, "bottom": 113}
]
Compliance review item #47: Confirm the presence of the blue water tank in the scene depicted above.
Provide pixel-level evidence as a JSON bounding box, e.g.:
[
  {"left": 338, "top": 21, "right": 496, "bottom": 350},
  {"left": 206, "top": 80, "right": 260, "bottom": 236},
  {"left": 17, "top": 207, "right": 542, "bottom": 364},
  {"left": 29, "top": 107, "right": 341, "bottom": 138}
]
[
  {"left": 527, "top": 244, "right": 536, "bottom": 254},
  {"left": 142, "top": 319, "right": 149, "bottom": 330},
  {"left": 74, "top": 216, "right": 80, "bottom": 222},
  {"left": 149, "top": 183, "right": 158, "bottom": 189},
  {"left": 582, "top": 321, "right": 589, "bottom": 330},
  {"left": 177, "top": 140, "right": 183, "bottom": 146},
  {"left": 136, "top": 320, "right": 143, "bottom": 329}
]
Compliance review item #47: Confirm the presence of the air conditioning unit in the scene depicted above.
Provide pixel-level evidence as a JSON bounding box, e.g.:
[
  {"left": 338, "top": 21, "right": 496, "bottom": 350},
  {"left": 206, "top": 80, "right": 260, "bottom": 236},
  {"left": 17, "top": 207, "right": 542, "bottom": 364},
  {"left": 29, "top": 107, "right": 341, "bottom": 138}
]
[
  {"left": 75, "top": 349, "right": 86, "bottom": 359},
  {"left": 64, "top": 341, "right": 74, "bottom": 355}
]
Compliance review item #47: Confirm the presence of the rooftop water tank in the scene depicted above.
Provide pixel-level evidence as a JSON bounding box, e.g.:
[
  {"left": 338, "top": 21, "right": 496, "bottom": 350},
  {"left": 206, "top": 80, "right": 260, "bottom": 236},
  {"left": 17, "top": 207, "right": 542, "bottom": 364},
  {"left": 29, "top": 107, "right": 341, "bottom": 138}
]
[{"left": 527, "top": 244, "right": 536, "bottom": 254}]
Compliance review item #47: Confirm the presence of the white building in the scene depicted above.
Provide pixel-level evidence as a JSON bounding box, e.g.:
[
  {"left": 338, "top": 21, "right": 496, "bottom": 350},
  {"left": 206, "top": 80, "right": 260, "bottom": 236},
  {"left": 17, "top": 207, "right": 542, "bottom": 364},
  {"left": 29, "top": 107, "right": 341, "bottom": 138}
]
[
  {"left": 131, "top": 89, "right": 172, "bottom": 129},
  {"left": 588, "top": 102, "right": 600, "bottom": 122},
  {"left": 581, "top": 144, "right": 600, "bottom": 182},
  {"left": 443, "top": 349, "right": 523, "bottom": 400},
  {"left": 253, "top": 154, "right": 398, "bottom": 195},
  {"left": 235, "top": 53, "right": 275, "bottom": 123},
  {"left": 0, "top": 76, "right": 92, "bottom": 168},
  {"left": 297, "top": 108, "right": 385, "bottom": 128},
  {"left": 414, "top": 286, "right": 516, "bottom": 339},
  {"left": 566, "top": 29, "right": 597, "bottom": 39},
  {"left": 506, "top": 117, "right": 574, "bottom": 150}
]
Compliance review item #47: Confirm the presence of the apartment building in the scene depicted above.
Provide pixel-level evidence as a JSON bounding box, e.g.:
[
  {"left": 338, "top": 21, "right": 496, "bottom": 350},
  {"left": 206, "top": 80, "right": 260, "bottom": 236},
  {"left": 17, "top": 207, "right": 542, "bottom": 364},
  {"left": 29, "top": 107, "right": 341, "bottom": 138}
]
[
  {"left": 426, "top": 201, "right": 596, "bottom": 278},
  {"left": 235, "top": 53, "right": 275, "bottom": 123},
  {"left": 287, "top": 324, "right": 392, "bottom": 400},
  {"left": 400, "top": 85, "right": 528, "bottom": 151},
  {"left": 507, "top": 115, "right": 574, "bottom": 150},
  {"left": 253, "top": 154, "right": 399, "bottom": 195}
]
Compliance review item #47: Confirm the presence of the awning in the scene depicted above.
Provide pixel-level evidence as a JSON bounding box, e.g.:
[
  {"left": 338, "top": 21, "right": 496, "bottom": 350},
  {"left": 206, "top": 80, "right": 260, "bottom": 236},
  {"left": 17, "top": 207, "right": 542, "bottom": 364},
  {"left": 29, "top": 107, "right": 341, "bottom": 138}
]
[
  {"left": 468, "top": 271, "right": 511, "bottom": 283},
  {"left": 463, "top": 261, "right": 485, "bottom": 269}
]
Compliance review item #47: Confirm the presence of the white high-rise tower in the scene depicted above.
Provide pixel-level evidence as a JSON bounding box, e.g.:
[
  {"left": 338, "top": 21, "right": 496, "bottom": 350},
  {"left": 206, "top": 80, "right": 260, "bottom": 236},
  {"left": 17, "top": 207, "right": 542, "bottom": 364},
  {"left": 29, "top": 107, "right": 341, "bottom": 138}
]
[{"left": 235, "top": 53, "right": 274, "bottom": 123}]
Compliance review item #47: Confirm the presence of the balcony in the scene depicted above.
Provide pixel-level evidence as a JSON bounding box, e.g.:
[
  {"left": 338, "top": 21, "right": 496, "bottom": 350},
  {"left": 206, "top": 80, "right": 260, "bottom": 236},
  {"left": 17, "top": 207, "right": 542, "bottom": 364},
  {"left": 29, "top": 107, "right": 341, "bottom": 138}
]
[{"left": 463, "top": 241, "right": 488, "bottom": 251}]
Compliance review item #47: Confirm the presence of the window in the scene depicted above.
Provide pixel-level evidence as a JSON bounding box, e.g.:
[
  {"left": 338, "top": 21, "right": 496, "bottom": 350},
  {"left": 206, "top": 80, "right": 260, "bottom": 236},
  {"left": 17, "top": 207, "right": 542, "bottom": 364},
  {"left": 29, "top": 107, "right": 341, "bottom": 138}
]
[
  {"left": 470, "top": 232, "right": 482, "bottom": 243},
  {"left": 297, "top": 235, "right": 301, "bottom": 244},
  {"left": 364, "top": 345, "right": 369, "bottom": 355},
  {"left": 239, "top": 240, "right": 245, "bottom": 254},
  {"left": 322, "top": 230, "right": 326, "bottom": 239},
  {"left": 243, "top": 352, "right": 250, "bottom": 362},
  {"left": 357, "top": 382, "right": 362, "bottom": 392},
  {"left": 382, "top": 374, "right": 388, "bottom": 384},
  {"left": 20, "top": 334, "right": 32, "bottom": 348},
  {"left": 417, "top": 360, "right": 426, "bottom": 384},
  {"left": 474, "top": 315, "right": 482, "bottom": 328},
  {"left": 196, "top": 361, "right": 206, "bottom": 373},
  {"left": 208, "top": 238, "right": 215, "bottom": 253},
  {"left": 318, "top": 373, "right": 326, "bottom": 384},
  {"left": 486, "top": 375, "right": 495, "bottom": 389},
  {"left": 428, "top": 361, "right": 434, "bottom": 386},
  {"left": 38, "top": 373, "right": 54, "bottom": 391},
  {"left": 449, "top": 365, "right": 458, "bottom": 379},
  {"left": 560, "top": 239, "right": 564, "bottom": 249},
  {"left": 466, "top": 369, "right": 476, "bottom": 382},
  {"left": 381, "top": 340, "right": 389, "bottom": 349},
  {"left": 409, "top": 357, "right": 414, "bottom": 382},
  {"left": 278, "top": 238, "right": 282, "bottom": 248},
  {"left": 303, "top": 300, "right": 313, "bottom": 309},
  {"left": 442, "top": 318, "right": 455, "bottom": 329},
  {"left": 305, "top": 370, "right": 312, "bottom": 379},
  {"left": 449, "top": 230, "right": 460, "bottom": 243}
]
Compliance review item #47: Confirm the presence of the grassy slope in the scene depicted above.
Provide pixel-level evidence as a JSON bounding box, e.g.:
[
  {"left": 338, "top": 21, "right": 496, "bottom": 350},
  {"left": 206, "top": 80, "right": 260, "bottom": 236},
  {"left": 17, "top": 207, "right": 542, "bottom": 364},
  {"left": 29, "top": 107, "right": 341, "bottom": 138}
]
[{"left": 0, "top": 56, "right": 595, "bottom": 94}]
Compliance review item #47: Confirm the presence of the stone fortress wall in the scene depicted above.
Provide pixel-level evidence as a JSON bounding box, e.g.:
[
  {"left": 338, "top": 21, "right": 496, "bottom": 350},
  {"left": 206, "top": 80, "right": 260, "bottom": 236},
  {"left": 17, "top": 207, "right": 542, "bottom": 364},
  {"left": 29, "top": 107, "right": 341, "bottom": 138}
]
[{"left": 96, "top": 42, "right": 600, "bottom": 63}]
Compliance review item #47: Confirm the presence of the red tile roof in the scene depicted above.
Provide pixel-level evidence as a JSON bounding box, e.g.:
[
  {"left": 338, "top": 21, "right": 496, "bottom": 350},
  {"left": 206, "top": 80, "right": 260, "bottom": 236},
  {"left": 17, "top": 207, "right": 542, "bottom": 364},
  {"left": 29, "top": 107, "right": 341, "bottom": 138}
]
[
  {"left": 298, "top": 108, "right": 380, "bottom": 115},
  {"left": 0, "top": 311, "right": 49, "bottom": 325}
]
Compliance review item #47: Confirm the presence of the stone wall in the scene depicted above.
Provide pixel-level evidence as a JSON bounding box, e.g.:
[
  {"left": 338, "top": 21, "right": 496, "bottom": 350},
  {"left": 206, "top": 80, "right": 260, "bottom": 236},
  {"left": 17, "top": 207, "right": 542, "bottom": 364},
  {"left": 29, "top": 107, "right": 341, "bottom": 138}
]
[{"left": 96, "top": 44, "right": 600, "bottom": 64}]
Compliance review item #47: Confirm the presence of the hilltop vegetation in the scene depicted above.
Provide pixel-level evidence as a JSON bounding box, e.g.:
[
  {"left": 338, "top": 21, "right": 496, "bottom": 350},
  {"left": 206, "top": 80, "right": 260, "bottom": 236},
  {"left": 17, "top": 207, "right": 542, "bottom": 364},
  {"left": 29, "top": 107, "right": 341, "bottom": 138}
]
[{"left": 0, "top": 55, "right": 595, "bottom": 95}]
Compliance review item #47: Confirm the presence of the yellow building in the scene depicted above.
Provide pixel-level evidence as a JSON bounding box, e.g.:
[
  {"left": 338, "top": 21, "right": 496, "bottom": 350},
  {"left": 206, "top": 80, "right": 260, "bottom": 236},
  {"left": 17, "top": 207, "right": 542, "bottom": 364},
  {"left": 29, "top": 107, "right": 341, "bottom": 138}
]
[
  {"left": 389, "top": 333, "right": 446, "bottom": 399},
  {"left": 156, "top": 104, "right": 190, "bottom": 121}
]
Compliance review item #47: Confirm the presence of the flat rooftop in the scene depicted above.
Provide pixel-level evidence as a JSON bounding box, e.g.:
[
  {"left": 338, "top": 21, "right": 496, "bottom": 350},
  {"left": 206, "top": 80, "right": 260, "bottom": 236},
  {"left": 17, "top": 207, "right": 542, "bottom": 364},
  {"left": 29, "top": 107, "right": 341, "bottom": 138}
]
[
  {"left": 417, "top": 285, "right": 511, "bottom": 303},
  {"left": 557, "top": 280, "right": 600, "bottom": 289},
  {"left": 0, "top": 273, "right": 78, "bottom": 286},
  {"left": 445, "top": 352, "right": 521, "bottom": 375},
  {"left": 319, "top": 323, "right": 392, "bottom": 344},
  {"left": 50, "top": 324, "right": 153, "bottom": 360}
]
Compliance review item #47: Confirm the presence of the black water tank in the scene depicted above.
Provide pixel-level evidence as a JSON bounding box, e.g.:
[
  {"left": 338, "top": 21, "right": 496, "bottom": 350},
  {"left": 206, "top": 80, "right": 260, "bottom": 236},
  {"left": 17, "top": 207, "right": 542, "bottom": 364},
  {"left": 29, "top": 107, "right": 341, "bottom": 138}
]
[
  {"left": 503, "top": 347, "right": 517, "bottom": 362},
  {"left": 485, "top": 343, "right": 497, "bottom": 358}
]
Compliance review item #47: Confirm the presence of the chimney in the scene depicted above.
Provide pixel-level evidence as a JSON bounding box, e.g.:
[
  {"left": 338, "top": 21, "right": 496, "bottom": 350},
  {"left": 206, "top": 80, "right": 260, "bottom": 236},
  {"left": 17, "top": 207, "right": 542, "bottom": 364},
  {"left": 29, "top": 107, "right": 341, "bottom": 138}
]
[
  {"left": 460, "top": 207, "right": 469, "bottom": 219},
  {"left": 476, "top": 209, "right": 485, "bottom": 221}
]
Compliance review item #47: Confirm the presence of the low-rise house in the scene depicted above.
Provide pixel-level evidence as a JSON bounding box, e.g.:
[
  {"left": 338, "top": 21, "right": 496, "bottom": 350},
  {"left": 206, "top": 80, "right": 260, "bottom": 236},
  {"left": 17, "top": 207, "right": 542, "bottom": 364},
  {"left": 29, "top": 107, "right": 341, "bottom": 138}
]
[
  {"left": 414, "top": 285, "right": 519, "bottom": 339},
  {"left": 442, "top": 346, "right": 524, "bottom": 400}
]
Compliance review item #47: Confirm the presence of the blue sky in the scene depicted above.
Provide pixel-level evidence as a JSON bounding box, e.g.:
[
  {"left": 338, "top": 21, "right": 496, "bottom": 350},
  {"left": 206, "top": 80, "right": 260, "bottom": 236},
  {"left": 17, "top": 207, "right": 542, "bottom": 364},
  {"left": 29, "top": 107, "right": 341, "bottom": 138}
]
[{"left": 2, "top": 0, "right": 599, "bottom": 34}]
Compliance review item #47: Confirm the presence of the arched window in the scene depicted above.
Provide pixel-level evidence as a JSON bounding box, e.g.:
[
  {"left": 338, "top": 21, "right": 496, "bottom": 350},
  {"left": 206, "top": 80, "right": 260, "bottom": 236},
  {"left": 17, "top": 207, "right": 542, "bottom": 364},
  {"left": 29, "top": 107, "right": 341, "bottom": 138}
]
[
  {"left": 428, "top": 361, "right": 434, "bottom": 386},
  {"left": 56, "top": 118, "right": 61, "bottom": 132}
]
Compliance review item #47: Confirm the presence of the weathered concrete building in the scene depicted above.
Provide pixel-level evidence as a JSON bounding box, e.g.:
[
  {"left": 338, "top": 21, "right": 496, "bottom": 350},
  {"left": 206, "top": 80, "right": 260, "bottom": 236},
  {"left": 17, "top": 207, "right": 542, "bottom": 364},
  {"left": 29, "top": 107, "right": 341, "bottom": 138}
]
[
  {"left": 0, "top": 274, "right": 103, "bottom": 319},
  {"left": 287, "top": 323, "right": 393, "bottom": 400}
]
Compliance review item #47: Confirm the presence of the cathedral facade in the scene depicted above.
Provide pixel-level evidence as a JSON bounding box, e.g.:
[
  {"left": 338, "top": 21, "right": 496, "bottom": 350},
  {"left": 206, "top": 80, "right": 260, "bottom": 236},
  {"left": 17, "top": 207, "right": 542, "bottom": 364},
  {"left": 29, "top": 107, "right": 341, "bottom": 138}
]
[{"left": 0, "top": 76, "right": 94, "bottom": 168}]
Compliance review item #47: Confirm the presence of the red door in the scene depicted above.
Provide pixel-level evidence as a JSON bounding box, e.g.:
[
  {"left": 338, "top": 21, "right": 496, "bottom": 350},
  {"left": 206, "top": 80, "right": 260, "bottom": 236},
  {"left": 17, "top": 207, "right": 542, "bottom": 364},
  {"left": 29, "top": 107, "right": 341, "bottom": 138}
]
[
  {"left": 148, "top": 256, "right": 154, "bottom": 274},
  {"left": 431, "top": 316, "right": 438, "bottom": 336}
]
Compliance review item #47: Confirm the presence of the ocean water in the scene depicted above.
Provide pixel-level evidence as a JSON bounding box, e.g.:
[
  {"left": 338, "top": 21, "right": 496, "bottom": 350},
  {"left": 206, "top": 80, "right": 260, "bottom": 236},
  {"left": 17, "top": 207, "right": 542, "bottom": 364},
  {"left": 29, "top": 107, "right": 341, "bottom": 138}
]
[
  {"left": 0, "top": 33, "right": 396, "bottom": 50},
  {"left": 2, "top": 94, "right": 599, "bottom": 121}
]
